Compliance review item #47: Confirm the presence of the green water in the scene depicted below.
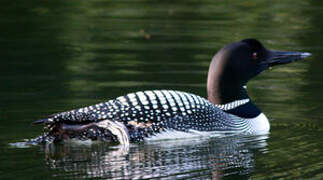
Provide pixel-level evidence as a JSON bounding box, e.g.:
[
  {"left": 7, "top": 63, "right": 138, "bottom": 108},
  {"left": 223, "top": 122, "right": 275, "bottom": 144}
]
[{"left": 1, "top": 0, "right": 322, "bottom": 179}]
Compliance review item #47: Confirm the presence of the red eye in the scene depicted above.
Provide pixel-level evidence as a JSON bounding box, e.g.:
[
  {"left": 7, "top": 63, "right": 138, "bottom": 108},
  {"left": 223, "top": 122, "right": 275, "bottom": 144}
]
[{"left": 252, "top": 52, "right": 257, "bottom": 59}]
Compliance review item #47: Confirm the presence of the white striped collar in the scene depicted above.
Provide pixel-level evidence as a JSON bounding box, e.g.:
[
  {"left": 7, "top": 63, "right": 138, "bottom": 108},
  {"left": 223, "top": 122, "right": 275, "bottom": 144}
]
[{"left": 215, "top": 98, "right": 250, "bottom": 111}]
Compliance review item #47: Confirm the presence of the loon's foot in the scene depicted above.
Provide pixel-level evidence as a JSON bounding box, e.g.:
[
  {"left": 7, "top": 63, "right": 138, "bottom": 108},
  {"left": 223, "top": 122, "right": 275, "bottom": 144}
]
[{"left": 96, "top": 120, "right": 130, "bottom": 145}]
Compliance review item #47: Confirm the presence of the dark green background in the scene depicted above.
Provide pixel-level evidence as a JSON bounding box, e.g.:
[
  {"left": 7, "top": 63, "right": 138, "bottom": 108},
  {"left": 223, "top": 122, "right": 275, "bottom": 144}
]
[{"left": 1, "top": 0, "right": 322, "bottom": 179}]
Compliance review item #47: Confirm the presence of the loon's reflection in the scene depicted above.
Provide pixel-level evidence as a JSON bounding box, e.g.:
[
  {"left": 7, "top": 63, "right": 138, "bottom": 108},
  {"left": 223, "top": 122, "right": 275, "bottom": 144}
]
[{"left": 42, "top": 135, "right": 269, "bottom": 179}]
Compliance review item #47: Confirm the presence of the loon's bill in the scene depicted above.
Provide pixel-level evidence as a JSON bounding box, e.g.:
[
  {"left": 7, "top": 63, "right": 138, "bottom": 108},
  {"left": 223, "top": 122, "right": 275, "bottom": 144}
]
[
  {"left": 23, "top": 39, "right": 311, "bottom": 146},
  {"left": 264, "top": 51, "right": 311, "bottom": 66}
]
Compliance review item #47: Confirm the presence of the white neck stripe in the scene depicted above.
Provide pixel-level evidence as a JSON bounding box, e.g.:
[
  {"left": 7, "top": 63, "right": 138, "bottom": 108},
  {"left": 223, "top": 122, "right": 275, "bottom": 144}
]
[{"left": 215, "top": 99, "right": 250, "bottom": 111}]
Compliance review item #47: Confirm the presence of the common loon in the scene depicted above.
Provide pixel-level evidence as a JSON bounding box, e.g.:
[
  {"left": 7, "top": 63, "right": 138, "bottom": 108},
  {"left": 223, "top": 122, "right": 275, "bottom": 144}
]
[{"left": 30, "top": 39, "right": 311, "bottom": 145}]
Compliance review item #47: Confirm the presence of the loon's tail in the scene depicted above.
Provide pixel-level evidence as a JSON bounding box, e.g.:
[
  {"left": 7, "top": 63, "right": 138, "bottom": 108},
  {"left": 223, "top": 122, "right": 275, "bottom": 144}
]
[
  {"left": 9, "top": 133, "right": 51, "bottom": 148},
  {"left": 32, "top": 118, "right": 49, "bottom": 125}
]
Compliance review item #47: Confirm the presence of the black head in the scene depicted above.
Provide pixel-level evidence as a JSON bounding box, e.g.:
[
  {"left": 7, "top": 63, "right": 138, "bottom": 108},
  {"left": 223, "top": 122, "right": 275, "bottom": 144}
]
[
  {"left": 223, "top": 39, "right": 269, "bottom": 84},
  {"left": 207, "top": 39, "right": 311, "bottom": 104}
]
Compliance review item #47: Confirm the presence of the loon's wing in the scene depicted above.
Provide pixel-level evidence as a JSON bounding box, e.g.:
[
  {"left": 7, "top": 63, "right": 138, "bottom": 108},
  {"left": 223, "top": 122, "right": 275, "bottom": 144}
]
[{"left": 33, "top": 89, "right": 197, "bottom": 125}]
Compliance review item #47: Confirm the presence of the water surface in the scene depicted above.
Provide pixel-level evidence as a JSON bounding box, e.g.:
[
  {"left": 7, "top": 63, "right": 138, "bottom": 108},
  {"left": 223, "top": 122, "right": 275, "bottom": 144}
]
[{"left": 1, "top": 0, "right": 323, "bottom": 179}]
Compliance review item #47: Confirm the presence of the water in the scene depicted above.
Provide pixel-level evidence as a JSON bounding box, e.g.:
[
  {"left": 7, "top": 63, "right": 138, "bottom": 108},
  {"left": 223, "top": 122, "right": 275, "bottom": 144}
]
[{"left": 1, "top": 0, "right": 323, "bottom": 179}]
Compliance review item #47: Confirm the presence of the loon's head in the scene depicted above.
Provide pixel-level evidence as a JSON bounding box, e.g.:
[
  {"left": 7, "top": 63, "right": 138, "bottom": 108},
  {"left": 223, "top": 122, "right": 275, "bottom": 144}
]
[{"left": 207, "top": 39, "right": 311, "bottom": 105}]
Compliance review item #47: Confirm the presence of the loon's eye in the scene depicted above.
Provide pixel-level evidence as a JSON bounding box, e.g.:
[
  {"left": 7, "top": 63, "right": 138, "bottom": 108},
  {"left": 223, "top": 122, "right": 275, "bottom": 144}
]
[{"left": 252, "top": 52, "right": 258, "bottom": 59}]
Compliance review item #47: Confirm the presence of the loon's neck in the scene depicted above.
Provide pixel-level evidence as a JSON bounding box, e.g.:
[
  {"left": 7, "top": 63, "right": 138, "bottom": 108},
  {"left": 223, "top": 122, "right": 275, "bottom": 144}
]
[{"left": 207, "top": 53, "right": 249, "bottom": 105}]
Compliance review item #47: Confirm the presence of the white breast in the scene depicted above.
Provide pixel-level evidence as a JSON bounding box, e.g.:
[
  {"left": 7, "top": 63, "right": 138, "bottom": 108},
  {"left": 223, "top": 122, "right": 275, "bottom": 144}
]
[{"left": 246, "top": 113, "right": 270, "bottom": 134}]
